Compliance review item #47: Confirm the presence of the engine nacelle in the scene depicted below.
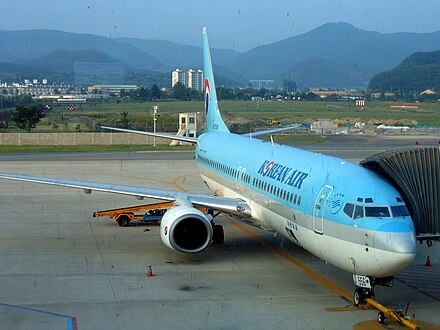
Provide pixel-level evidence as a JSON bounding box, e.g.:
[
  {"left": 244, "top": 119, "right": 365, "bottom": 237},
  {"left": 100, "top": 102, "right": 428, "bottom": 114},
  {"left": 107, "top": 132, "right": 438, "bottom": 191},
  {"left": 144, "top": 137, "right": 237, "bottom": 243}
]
[{"left": 160, "top": 206, "right": 213, "bottom": 253}]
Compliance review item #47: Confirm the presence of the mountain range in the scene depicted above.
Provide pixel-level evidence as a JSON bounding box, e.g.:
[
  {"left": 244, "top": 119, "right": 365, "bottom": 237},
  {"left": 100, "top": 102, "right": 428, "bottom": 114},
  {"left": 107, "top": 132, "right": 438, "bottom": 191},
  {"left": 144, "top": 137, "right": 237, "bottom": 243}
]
[{"left": 1, "top": 23, "right": 440, "bottom": 88}]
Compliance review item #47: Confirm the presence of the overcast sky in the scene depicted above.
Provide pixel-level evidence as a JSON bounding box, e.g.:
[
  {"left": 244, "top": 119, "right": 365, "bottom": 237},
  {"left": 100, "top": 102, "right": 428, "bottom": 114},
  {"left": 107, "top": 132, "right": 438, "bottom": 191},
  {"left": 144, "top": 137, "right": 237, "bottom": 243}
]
[{"left": 3, "top": 0, "right": 440, "bottom": 51}]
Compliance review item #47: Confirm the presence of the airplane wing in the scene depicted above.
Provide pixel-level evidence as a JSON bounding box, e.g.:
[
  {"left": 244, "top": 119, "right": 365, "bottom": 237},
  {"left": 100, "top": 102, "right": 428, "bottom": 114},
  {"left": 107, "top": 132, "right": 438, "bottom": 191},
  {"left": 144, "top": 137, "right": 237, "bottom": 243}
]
[
  {"left": 242, "top": 125, "right": 299, "bottom": 138},
  {"left": 100, "top": 126, "right": 198, "bottom": 144},
  {"left": 0, "top": 172, "right": 251, "bottom": 217}
]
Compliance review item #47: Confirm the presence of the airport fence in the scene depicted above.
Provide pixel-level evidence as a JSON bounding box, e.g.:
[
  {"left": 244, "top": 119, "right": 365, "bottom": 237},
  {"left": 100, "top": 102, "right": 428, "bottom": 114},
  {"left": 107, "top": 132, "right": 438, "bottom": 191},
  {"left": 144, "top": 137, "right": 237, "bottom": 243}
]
[{"left": 0, "top": 133, "right": 170, "bottom": 146}]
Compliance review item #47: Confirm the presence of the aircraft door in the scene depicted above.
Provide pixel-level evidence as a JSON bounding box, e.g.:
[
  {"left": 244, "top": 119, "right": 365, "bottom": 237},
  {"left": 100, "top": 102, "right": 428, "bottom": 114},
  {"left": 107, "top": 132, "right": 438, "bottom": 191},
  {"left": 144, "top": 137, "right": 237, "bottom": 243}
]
[
  {"left": 313, "top": 185, "right": 333, "bottom": 234},
  {"left": 235, "top": 166, "right": 246, "bottom": 191}
]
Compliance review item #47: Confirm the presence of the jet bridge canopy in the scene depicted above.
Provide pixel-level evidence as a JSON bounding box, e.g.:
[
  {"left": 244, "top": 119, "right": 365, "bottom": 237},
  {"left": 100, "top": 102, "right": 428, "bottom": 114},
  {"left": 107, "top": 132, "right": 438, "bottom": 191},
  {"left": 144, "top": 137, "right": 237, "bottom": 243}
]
[{"left": 360, "top": 147, "right": 440, "bottom": 240}]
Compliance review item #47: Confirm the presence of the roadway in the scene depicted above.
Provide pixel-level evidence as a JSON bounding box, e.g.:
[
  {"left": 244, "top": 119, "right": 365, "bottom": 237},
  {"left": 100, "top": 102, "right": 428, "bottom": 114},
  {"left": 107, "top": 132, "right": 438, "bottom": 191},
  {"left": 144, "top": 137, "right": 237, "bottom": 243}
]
[{"left": 0, "top": 135, "right": 439, "bottom": 329}]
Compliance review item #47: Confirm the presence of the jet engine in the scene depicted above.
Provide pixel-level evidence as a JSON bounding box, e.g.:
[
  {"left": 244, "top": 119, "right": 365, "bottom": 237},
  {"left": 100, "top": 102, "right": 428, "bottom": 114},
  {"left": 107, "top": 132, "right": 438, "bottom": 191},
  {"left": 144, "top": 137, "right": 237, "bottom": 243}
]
[{"left": 160, "top": 206, "right": 213, "bottom": 253}]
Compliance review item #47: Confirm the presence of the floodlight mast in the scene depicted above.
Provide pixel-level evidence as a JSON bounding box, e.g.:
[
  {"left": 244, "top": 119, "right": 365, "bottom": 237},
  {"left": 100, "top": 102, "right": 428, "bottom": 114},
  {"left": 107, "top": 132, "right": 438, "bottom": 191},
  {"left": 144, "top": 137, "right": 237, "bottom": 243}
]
[{"left": 152, "top": 105, "right": 158, "bottom": 146}]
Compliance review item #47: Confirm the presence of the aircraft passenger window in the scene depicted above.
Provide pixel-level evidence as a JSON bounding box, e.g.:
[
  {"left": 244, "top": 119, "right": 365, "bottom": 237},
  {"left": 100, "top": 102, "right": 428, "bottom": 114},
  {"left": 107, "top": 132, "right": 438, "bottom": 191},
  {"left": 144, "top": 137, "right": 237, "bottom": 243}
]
[
  {"left": 365, "top": 206, "right": 390, "bottom": 218},
  {"left": 391, "top": 205, "right": 410, "bottom": 217},
  {"left": 293, "top": 195, "right": 297, "bottom": 204},
  {"left": 353, "top": 205, "right": 364, "bottom": 219},
  {"left": 357, "top": 197, "right": 363, "bottom": 202},
  {"left": 297, "top": 196, "right": 301, "bottom": 205},
  {"left": 396, "top": 197, "right": 404, "bottom": 202},
  {"left": 343, "top": 203, "right": 355, "bottom": 218},
  {"left": 365, "top": 198, "right": 374, "bottom": 203}
]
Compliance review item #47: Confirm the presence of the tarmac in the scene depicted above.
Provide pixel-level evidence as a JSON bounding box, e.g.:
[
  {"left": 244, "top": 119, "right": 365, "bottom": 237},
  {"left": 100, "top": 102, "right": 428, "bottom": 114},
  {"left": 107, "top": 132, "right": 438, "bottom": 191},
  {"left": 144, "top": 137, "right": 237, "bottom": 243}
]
[{"left": 0, "top": 135, "right": 439, "bottom": 330}]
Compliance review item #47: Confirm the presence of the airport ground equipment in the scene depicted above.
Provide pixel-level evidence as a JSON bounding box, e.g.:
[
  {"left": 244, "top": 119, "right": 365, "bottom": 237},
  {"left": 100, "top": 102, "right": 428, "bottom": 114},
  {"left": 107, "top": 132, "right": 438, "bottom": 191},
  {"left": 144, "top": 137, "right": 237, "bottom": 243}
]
[
  {"left": 266, "top": 118, "right": 280, "bottom": 126},
  {"left": 93, "top": 201, "right": 174, "bottom": 227},
  {"left": 366, "top": 298, "right": 420, "bottom": 329},
  {"left": 361, "top": 147, "right": 440, "bottom": 245}
]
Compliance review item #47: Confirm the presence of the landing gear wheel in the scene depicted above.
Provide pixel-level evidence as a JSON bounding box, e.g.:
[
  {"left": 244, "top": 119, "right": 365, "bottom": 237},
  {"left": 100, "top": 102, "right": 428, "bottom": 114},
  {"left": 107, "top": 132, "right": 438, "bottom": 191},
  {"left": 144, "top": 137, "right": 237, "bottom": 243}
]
[
  {"left": 353, "top": 288, "right": 366, "bottom": 307},
  {"left": 212, "top": 224, "right": 224, "bottom": 245},
  {"left": 117, "top": 215, "right": 130, "bottom": 227},
  {"left": 377, "top": 311, "right": 385, "bottom": 324}
]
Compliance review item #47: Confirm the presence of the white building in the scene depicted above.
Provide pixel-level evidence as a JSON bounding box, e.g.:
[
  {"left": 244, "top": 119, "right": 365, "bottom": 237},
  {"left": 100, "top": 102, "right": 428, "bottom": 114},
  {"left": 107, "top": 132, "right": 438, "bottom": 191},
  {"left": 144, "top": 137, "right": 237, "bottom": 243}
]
[{"left": 172, "top": 69, "right": 204, "bottom": 91}]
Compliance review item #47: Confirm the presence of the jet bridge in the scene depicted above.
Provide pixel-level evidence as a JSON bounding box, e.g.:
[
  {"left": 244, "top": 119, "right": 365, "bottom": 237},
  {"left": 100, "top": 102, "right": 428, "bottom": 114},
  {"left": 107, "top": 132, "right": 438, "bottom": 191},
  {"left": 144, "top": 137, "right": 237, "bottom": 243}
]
[{"left": 360, "top": 147, "right": 439, "bottom": 245}]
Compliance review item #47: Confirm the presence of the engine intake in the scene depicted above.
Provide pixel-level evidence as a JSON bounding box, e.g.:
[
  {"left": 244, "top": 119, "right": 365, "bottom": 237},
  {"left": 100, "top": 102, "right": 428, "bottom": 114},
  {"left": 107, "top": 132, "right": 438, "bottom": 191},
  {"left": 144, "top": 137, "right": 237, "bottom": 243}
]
[{"left": 160, "top": 206, "right": 213, "bottom": 253}]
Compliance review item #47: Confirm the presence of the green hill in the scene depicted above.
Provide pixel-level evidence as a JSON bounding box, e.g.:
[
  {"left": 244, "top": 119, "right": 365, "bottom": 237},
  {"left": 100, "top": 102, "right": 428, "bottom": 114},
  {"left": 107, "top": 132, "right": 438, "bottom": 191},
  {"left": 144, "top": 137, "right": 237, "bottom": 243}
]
[{"left": 368, "top": 50, "right": 440, "bottom": 93}]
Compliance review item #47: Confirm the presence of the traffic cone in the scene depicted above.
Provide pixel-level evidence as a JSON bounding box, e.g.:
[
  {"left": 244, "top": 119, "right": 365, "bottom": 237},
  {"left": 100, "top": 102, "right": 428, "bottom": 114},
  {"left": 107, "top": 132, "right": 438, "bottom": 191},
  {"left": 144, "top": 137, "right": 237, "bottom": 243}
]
[
  {"left": 147, "top": 265, "right": 154, "bottom": 277},
  {"left": 425, "top": 256, "right": 431, "bottom": 267}
]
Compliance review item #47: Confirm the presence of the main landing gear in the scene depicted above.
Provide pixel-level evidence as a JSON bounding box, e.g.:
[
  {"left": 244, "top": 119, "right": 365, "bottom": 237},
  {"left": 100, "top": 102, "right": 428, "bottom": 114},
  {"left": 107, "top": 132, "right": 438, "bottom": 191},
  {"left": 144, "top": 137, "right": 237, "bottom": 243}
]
[{"left": 208, "top": 209, "right": 225, "bottom": 246}]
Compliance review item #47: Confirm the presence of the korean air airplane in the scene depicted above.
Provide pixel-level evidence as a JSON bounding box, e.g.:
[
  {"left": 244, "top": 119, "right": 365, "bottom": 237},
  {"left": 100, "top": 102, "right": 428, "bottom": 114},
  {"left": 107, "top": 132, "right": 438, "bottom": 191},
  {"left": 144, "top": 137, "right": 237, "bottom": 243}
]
[{"left": 0, "top": 27, "right": 416, "bottom": 306}]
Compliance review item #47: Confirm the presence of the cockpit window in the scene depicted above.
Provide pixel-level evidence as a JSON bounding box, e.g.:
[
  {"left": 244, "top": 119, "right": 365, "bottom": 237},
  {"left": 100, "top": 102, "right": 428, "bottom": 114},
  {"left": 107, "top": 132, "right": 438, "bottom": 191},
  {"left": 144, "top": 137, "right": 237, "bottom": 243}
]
[
  {"left": 365, "top": 206, "right": 390, "bottom": 218},
  {"left": 354, "top": 205, "right": 364, "bottom": 219},
  {"left": 343, "top": 203, "right": 408, "bottom": 219},
  {"left": 343, "top": 203, "right": 354, "bottom": 218},
  {"left": 391, "top": 205, "right": 410, "bottom": 217}
]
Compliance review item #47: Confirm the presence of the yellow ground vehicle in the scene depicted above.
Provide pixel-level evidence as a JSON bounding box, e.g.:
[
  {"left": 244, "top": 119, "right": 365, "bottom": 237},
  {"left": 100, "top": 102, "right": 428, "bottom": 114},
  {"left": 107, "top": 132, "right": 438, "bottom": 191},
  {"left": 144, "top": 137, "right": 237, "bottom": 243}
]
[{"left": 93, "top": 201, "right": 174, "bottom": 227}]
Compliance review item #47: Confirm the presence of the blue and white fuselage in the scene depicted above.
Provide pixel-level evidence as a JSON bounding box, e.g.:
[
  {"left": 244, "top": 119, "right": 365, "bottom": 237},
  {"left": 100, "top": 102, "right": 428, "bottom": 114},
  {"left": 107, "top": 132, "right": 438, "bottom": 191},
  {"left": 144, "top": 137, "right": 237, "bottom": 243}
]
[{"left": 196, "top": 132, "right": 416, "bottom": 277}]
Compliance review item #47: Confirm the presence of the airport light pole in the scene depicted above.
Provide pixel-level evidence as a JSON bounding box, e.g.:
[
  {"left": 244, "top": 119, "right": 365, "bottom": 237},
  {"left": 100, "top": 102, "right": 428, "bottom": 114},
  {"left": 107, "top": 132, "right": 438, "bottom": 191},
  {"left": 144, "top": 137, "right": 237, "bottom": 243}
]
[{"left": 152, "top": 105, "right": 158, "bottom": 146}]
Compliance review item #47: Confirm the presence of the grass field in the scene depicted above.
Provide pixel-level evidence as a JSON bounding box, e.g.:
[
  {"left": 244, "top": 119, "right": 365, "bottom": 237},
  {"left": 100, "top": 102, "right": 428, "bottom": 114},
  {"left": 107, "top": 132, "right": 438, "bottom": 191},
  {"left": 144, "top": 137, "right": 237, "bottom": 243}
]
[{"left": 11, "top": 99, "right": 440, "bottom": 133}]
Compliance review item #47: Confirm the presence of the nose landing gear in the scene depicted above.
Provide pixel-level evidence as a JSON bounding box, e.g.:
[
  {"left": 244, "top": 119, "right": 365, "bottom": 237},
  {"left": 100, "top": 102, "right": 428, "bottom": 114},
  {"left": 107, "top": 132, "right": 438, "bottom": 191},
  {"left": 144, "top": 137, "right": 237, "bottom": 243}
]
[
  {"left": 352, "top": 274, "right": 375, "bottom": 307},
  {"left": 353, "top": 287, "right": 375, "bottom": 307}
]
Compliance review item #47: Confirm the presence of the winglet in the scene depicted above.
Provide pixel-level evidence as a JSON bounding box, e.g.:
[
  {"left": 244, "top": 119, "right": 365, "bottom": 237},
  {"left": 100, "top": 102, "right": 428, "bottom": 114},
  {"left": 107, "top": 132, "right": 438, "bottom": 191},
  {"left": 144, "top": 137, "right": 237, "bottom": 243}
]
[{"left": 203, "top": 27, "right": 229, "bottom": 133}]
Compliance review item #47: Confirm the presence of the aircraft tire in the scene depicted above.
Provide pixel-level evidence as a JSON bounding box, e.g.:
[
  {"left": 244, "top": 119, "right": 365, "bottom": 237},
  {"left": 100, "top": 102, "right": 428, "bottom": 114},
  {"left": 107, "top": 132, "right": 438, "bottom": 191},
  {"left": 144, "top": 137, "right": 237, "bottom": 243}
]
[
  {"left": 213, "top": 224, "right": 224, "bottom": 245},
  {"left": 353, "top": 288, "right": 365, "bottom": 307},
  {"left": 117, "top": 215, "right": 130, "bottom": 227},
  {"left": 377, "top": 311, "right": 385, "bottom": 324}
]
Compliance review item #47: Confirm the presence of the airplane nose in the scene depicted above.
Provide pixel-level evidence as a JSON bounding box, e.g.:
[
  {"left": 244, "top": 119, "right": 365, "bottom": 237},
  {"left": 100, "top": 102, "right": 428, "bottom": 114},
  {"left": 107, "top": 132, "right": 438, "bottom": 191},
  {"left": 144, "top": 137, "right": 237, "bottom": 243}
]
[
  {"left": 373, "top": 222, "right": 416, "bottom": 276},
  {"left": 374, "top": 222, "right": 416, "bottom": 254}
]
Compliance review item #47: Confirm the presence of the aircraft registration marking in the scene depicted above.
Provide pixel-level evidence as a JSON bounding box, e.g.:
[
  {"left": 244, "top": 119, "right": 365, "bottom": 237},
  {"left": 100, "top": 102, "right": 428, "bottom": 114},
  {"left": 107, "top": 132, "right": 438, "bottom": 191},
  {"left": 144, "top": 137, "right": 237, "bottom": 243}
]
[{"left": 287, "top": 220, "right": 298, "bottom": 230}]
